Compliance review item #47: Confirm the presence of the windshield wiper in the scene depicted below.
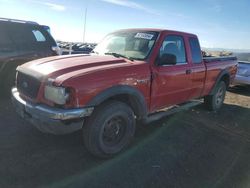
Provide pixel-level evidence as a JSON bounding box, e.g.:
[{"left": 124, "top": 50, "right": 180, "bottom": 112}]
[{"left": 105, "top": 52, "right": 134, "bottom": 61}]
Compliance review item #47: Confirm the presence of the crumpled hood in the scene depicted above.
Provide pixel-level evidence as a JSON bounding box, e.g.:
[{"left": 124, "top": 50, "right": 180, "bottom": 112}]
[{"left": 17, "top": 54, "right": 132, "bottom": 83}]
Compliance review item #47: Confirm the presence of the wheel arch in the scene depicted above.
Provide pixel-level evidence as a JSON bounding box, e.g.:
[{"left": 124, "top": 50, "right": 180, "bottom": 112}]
[
  {"left": 209, "top": 69, "right": 230, "bottom": 95},
  {"left": 86, "top": 85, "right": 148, "bottom": 119}
]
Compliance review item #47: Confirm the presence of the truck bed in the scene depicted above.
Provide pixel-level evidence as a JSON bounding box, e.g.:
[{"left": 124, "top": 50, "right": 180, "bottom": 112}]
[
  {"left": 203, "top": 56, "right": 237, "bottom": 63},
  {"left": 202, "top": 56, "right": 238, "bottom": 96}
]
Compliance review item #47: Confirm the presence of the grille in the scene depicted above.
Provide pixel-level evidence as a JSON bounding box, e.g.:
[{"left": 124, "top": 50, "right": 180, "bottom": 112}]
[{"left": 16, "top": 72, "right": 41, "bottom": 99}]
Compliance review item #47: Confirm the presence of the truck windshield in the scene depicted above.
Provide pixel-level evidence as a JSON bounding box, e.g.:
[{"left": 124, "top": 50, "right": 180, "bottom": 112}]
[{"left": 94, "top": 31, "right": 159, "bottom": 60}]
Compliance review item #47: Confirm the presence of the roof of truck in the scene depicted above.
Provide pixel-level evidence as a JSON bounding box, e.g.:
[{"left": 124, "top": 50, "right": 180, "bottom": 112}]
[{"left": 113, "top": 28, "right": 197, "bottom": 37}]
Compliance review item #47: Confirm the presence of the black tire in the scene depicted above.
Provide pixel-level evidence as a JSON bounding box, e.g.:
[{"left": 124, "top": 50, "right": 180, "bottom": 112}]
[
  {"left": 83, "top": 101, "right": 136, "bottom": 158},
  {"left": 204, "top": 81, "right": 226, "bottom": 111}
]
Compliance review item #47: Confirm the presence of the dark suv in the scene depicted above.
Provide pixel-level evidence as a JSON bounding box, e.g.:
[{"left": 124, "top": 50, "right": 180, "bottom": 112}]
[{"left": 0, "top": 18, "right": 60, "bottom": 96}]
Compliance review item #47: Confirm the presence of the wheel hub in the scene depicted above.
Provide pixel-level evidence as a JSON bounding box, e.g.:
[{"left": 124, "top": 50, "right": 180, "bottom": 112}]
[
  {"left": 103, "top": 116, "right": 125, "bottom": 146},
  {"left": 216, "top": 87, "right": 224, "bottom": 106}
]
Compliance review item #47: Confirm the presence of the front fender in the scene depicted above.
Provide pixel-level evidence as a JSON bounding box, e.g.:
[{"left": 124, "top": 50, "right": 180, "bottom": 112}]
[{"left": 86, "top": 85, "right": 148, "bottom": 118}]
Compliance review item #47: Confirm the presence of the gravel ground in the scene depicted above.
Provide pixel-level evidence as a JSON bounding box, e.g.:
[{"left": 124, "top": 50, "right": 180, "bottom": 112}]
[{"left": 0, "top": 87, "right": 250, "bottom": 188}]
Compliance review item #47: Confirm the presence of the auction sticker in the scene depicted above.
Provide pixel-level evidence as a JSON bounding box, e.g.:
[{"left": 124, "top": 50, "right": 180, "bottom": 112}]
[{"left": 135, "top": 33, "right": 154, "bottom": 40}]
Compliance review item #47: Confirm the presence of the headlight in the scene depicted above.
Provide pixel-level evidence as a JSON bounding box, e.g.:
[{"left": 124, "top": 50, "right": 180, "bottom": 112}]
[{"left": 45, "top": 85, "right": 69, "bottom": 105}]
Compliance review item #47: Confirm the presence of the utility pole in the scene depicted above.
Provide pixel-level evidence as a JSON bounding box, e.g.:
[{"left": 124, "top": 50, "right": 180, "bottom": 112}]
[{"left": 83, "top": 6, "right": 88, "bottom": 44}]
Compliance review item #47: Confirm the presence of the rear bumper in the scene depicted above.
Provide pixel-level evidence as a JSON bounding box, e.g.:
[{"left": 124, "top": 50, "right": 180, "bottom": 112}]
[
  {"left": 11, "top": 88, "right": 94, "bottom": 134},
  {"left": 233, "top": 75, "right": 250, "bottom": 85}
]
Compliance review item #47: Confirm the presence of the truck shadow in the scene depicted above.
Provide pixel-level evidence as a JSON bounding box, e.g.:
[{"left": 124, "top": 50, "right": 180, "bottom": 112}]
[
  {"left": 228, "top": 85, "right": 250, "bottom": 97},
  {"left": 1, "top": 101, "right": 250, "bottom": 188}
]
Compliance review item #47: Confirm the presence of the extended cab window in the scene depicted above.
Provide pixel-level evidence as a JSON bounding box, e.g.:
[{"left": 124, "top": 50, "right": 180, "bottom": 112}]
[
  {"left": 189, "top": 37, "right": 202, "bottom": 64},
  {"left": 158, "top": 35, "right": 186, "bottom": 66}
]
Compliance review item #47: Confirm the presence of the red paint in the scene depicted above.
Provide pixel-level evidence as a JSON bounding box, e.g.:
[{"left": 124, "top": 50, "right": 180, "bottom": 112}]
[{"left": 17, "top": 29, "right": 238, "bottom": 113}]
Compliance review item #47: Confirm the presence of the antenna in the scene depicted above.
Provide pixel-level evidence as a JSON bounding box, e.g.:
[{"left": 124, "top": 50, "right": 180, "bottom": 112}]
[{"left": 83, "top": 6, "right": 88, "bottom": 43}]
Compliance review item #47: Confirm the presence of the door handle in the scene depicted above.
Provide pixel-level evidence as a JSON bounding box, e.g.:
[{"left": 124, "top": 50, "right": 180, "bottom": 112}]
[{"left": 186, "top": 69, "right": 192, "bottom": 74}]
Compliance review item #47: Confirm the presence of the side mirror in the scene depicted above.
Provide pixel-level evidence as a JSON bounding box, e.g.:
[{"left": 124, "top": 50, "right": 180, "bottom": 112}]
[{"left": 158, "top": 53, "right": 177, "bottom": 66}]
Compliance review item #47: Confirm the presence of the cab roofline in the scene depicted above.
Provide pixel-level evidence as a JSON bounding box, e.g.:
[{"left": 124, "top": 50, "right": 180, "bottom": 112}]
[{"left": 112, "top": 28, "right": 197, "bottom": 37}]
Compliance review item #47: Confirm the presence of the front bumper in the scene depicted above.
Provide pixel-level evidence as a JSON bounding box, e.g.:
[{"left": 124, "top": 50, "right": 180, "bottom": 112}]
[
  {"left": 11, "top": 88, "right": 94, "bottom": 134},
  {"left": 233, "top": 75, "right": 250, "bottom": 85}
]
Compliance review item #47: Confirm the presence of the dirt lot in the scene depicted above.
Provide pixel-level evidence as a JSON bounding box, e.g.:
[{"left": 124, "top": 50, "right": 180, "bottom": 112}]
[{"left": 0, "top": 87, "right": 250, "bottom": 188}]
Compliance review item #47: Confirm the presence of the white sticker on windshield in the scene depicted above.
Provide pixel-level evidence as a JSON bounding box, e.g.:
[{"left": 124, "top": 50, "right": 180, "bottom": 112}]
[{"left": 135, "top": 33, "right": 154, "bottom": 40}]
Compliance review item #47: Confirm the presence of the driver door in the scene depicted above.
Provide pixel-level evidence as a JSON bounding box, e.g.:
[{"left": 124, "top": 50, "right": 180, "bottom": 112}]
[{"left": 150, "top": 35, "right": 192, "bottom": 112}]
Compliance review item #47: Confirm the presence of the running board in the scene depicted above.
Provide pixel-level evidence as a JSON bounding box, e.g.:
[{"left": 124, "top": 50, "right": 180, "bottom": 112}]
[{"left": 143, "top": 100, "right": 202, "bottom": 124}]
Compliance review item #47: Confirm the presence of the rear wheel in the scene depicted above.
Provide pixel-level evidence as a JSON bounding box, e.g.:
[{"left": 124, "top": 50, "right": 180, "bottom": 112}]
[
  {"left": 204, "top": 81, "right": 226, "bottom": 111},
  {"left": 83, "top": 101, "right": 135, "bottom": 158}
]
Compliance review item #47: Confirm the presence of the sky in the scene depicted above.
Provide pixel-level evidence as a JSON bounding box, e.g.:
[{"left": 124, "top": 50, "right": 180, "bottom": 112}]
[{"left": 0, "top": 0, "right": 250, "bottom": 50}]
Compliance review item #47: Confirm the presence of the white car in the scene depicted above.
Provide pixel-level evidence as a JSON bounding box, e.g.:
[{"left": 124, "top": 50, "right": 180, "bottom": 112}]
[{"left": 233, "top": 61, "right": 250, "bottom": 85}]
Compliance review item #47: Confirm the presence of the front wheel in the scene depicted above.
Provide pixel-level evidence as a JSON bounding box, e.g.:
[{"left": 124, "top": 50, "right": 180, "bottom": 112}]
[
  {"left": 204, "top": 81, "right": 226, "bottom": 111},
  {"left": 83, "top": 101, "right": 135, "bottom": 158}
]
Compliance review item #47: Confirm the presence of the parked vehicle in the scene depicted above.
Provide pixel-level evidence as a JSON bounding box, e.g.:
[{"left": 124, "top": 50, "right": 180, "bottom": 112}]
[
  {"left": 12, "top": 28, "right": 238, "bottom": 158},
  {"left": 0, "top": 17, "right": 60, "bottom": 96},
  {"left": 57, "top": 41, "right": 96, "bottom": 55},
  {"left": 233, "top": 61, "right": 250, "bottom": 86}
]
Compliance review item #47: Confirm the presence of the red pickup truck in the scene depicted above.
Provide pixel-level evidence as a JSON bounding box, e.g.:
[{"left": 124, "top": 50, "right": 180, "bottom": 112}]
[{"left": 12, "top": 29, "right": 238, "bottom": 157}]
